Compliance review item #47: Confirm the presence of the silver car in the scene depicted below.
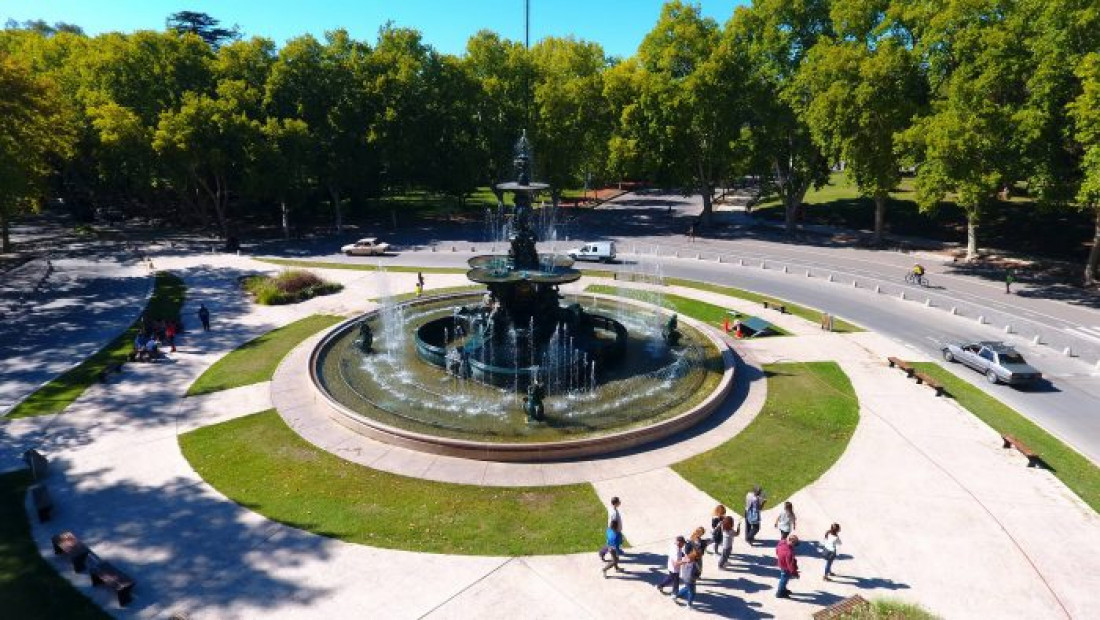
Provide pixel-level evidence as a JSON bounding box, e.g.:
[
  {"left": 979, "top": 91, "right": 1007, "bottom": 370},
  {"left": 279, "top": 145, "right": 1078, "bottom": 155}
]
[
  {"left": 941, "top": 341, "right": 1042, "bottom": 385},
  {"left": 341, "top": 237, "right": 390, "bottom": 256}
]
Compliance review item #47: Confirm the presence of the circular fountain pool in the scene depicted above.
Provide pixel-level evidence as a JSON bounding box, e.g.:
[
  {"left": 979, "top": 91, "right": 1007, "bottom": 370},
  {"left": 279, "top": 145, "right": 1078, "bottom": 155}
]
[{"left": 310, "top": 292, "right": 733, "bottom": 461}]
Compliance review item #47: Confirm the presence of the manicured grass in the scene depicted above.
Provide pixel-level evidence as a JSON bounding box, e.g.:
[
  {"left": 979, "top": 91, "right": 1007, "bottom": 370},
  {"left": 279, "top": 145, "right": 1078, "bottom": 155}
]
[
  {"left": 673, "top": 362, "right": 859, "bottom": 508},
  {"left": 0, "top": 470, "right": 110, "bottom": 619},
  {"left": 179, "top": 410, "right": 607, "bottom": 555},
  {"left": 841, "top": 598, "right": 941, "bottom": 619},
  {"left": 585, "top": 284, "right": 789, "bottom": 335},
  {"left": 911, "top": 362, "right": 1100, "bottom": 513},
  {"left": 373, "top": 285, "right": 486, "bottom": 303},
  {"left": 187, "top": 315, "right": 344, "bottom": 396},
  {"left": 6, "top": 272, "right": 186, "bottom": 419},
  {"left": 663, "top": 278, "right": 862, "bottom": 333}
]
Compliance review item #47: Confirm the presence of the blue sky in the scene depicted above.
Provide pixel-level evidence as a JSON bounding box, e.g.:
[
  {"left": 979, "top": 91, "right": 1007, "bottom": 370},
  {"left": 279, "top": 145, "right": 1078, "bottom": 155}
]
[{"left": 2, "top": 1, "right": 748, "bottom": 58}]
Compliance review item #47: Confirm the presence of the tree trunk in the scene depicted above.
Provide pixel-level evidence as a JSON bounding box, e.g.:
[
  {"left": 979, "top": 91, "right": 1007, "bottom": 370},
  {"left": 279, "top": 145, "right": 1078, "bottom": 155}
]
[
  {"left": 700, "top": 183, "right": 713, "bottom": 227},
  {"left": 330, "top": 186, "right": 343, "bottom": 233},
  {"left": 1085, "top": 205, "right": 1100, "bottom": 286},
  {"left": 281, "top": 200, "right": 290, "bottom": 240},
  {"left": 0, "top": 209, "right": 10, "bottom": 254},
  {"left": 873, "top": 193, "right": 886, "bottom": 245},
  {"left": 966, "top": 216, "right": 979, "bottom": 261}
]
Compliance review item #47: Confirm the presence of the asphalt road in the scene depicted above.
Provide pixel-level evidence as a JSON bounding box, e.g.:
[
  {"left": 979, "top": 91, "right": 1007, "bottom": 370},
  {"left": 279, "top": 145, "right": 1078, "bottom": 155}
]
[{"left": 268, "top": 189, "right": 1100, "bottom": 463}]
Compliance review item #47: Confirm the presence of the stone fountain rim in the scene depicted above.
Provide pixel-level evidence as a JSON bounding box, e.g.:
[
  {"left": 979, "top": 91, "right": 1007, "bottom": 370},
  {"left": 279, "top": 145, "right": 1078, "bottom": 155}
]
[{"left": 308, "top": 291, "right": 736, "bottom": 462}]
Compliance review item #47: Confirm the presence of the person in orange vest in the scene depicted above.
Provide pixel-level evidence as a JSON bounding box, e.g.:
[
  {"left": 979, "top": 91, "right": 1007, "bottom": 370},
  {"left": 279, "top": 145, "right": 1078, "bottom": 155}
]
[{"left": 733, "top": 319, "right": 744, "bottom": 339}]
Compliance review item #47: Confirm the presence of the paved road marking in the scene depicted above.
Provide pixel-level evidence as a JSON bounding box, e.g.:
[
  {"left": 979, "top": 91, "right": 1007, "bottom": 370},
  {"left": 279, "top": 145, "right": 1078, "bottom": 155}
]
[{"left": 1064, "top": 326, "right": 1100, "bottom": 345}]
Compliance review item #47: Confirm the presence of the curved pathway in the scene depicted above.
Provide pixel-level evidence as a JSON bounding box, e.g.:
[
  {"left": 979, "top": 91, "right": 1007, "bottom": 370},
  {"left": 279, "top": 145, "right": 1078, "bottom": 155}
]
[{"left": 6, "top": 253, "right": 1099, "bottom": 619}]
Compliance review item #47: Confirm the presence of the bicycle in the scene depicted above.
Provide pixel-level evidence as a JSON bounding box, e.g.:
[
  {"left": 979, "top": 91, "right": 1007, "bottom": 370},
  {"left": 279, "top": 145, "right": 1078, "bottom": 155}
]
[{"left": 904, "top": 272, "right": 929, "bottom": 287}]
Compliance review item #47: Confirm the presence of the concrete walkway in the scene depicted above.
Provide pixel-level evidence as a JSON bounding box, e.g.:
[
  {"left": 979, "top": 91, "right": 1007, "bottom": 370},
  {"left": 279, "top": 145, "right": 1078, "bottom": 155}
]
[{"left": 7, "top": 255, "right": 1099, "bottom": 619}]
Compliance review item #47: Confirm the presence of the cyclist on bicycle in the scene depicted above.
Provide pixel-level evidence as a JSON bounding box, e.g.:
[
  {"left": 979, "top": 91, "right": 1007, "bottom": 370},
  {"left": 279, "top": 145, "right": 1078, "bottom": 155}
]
[{"left": 912, "top": 264, "right": 925, "bottom": 278}]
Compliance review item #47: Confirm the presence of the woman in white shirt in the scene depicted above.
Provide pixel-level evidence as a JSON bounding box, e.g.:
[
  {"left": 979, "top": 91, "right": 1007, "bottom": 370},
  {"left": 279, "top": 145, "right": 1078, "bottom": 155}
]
[
  {"left": 774, "top": 501, "right": 796, "bottom": 540},
  {"left": 822, "top": 523, "right": 842, "bottom": 580},
  {"left": 718, "top": 515, "right": 740, "bottom": 569}
]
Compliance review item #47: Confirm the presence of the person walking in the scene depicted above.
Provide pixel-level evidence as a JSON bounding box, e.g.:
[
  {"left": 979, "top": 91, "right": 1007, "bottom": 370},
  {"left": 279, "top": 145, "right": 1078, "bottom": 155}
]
[
  {"left": 687, "top": 221, "right": 697, "bottom": 244},
  {"left": 710, "top": 504, "right": 727, "bottom": 554},
  {"left": 416, "top": 271, "right": 425, "bottom": 297},
  {"left": 775, "top": 535, "right": 800, "bottom": 598},
  {"left": 197, "top": 304, "right": 211, "bottom": 332},
  {"left": 774, "top": 501, "right": 796, "bottom": 540},
  {"left": 165, "top": 320, "right": 177, "bottom": 352},
  {"left": 656, "top": 536, "right": 686, "bottom": 595},
  {"left": 1005, "top": 268, "right": 1015, "bottom": 294},
  {"left": 717, "top": 515, "right": 740, "bottom": 569},
  {"left": 607, "top": 497, "right": 623, "bottom": 548},
  {"left": 822, "top": 523, "right": 842, "bottom": 580},
  {"left": 672, "top": 549, "right": 701, "bottom": 609},
  {"left": 601, "top": 520, "right": 624, "bottom": 577},
  {"left": 744, "top": 485, "right": 766, "bottom": 545}
]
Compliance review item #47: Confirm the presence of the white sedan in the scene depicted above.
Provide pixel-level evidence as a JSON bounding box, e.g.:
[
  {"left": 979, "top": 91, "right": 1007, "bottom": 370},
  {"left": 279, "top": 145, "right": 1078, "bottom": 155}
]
[{"left": 341, "top": 237, "right": 390, "bottom": 256}]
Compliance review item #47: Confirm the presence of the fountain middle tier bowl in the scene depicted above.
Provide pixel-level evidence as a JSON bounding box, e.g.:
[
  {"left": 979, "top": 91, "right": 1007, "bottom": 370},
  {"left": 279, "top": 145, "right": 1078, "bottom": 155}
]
[{"left": 310, "top": 292, "right": 733, "bottom": 460}]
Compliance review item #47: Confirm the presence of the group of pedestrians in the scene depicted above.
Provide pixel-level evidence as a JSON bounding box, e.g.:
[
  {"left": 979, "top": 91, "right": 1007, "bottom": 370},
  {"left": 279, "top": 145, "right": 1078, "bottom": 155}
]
[{"left": 599, "top": 487, "right": 845, "bottom": 610}]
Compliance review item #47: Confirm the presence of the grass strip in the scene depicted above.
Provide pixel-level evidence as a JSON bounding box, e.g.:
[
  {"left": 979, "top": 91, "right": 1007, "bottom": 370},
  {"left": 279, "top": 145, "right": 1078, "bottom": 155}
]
[
  {"left": 0, "top": 470, "right": 110, "bottom": 619},
  {"left": 663, "top": 278, "right": 862, "bottom": 333},
  {"left": 179, "top": 410, "right": 607, "bottom": 555},
  {"left": 911, "top": 362, "right": 1100, "bottom": 513},
  {"left": 187, "top": 315, "right": 343, "bottom": 396},
  {"left": 673, "top": 362, "right": 859, "bottom": 508},
  {"left": 840, "top": 598, "right": 941, "bottom": 619},
  {"left": 585, "top": 284, "right": 789, "bottom": 335},
  {"left": 6, "top": 272, "right": 186, "bottom": 419},
  {"left": 372, "top": 285, "right": 485, "bottom": 303}
]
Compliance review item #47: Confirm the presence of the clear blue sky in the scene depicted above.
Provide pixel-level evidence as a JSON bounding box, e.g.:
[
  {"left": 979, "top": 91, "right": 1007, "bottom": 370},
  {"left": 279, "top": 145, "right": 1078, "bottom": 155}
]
[{"left": 2, "top": 1, "right": 748, "bottom": 58}]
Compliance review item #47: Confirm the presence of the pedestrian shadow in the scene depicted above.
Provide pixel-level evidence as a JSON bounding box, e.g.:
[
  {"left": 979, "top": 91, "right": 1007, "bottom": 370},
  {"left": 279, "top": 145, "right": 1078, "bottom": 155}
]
[
  {"left": 787, "top": 590, "right": 847, "bottom": 606},
  {"left": 828, "top": 573, "right": 911, "bottom": 591},
  {"left": 690, "top": 589, "right": 774, "bottom": 618}
]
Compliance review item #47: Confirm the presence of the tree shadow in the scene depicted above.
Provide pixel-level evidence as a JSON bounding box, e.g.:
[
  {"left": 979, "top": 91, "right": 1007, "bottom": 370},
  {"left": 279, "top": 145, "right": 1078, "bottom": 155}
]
[{"left": 31, "top": 457, "right": 333, "bottom": 616}]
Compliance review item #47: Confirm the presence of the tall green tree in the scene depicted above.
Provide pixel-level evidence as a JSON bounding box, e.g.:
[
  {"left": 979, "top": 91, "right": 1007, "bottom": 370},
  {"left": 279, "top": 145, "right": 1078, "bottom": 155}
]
[
  {"left": 0, "top": 52, "right": 73, "bottom": 252},
  {"left": 166, "top": 11, "right": 240, "bottom": 49},
  {"left": 612, "top": 1, "right": 748, "bottom": 226},
  {"left": 730, "top": 0, "right": 832, "bottom": 234},
  {"left": 530, "top": 36, "right": 610, "bottom": 205},
  {"left": 1070, "top": 53, "right": 1100, "bottom": 286},
  {"left": 901, "top": 0, "right": 1031, "bottom": 260}
]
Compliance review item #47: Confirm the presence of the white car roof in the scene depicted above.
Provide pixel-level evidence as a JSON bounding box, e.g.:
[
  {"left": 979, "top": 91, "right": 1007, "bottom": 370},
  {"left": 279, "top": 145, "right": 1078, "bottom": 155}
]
[{"left": 357, "top": 237, "right": 379, "bottom": 243}]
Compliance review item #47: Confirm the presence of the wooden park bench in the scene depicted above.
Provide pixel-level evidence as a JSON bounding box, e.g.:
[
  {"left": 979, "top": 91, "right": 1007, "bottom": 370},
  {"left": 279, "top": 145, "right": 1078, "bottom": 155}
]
[
  {"left": 887, "top": 357, "right": 916, "bottom": 378},
  {"left": 1002, "top": 434, "right": 1043, "bottom": 468},
  {"left": 88, "top": 554, "right": 137, "bottom": 607},
  {"left": 913, "top": 371, "right": 946, "bottom": 397},
  {"left": 812, "top": 594, "right": 871, "bottom": 620},
  {"left": 761, "top": 299, "right": 787, "bottom": 313},
  {"left": 30, "top": 484, "right": 53, "bottom": 522},
  {"left": 52, "top": 531, "right": 92, "bottom": 573},
  {"left": 22, "top": 448, "right": 49, "bottom": 481}
]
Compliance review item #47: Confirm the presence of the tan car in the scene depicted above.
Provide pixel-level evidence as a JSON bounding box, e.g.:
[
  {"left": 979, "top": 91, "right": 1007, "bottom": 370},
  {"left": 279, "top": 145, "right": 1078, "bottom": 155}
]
[{"left": 341, "top": 237, "right": 390, "bottom": 256}]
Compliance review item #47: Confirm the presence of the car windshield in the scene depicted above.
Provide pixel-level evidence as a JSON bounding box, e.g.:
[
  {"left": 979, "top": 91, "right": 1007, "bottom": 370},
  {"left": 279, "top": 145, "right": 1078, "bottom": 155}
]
[{"left": 999, "top": 353, "right": 1026, "bottom": 365}]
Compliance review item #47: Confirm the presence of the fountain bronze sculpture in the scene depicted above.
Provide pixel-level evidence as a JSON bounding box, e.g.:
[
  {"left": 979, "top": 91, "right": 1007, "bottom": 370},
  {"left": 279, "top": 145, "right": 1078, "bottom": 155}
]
[{"left": 413, "top": 133, "right": 627, "bottom": 413}]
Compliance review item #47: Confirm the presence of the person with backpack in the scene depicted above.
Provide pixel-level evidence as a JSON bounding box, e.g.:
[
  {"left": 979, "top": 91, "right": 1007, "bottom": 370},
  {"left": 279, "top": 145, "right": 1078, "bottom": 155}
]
[
  {"left": 710, "top": 504, "right": 727, "bottom": 554},
  {"left": 744, "top": 485, "right": 766, "bottom": 545},
  {"left": 600, "top": 520, "right": 624, "bottom": 577}
]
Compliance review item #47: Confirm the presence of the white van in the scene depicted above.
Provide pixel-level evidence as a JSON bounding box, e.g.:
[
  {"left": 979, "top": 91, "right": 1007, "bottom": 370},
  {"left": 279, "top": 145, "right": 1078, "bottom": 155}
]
[{"left": 567, "top": 241, "right": 616, "bottom": 263}]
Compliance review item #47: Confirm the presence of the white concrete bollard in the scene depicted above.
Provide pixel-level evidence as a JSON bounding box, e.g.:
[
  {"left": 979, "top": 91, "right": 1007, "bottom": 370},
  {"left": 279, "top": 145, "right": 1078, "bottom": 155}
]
[
  {"left": 806, "top": 270, "right": 812, "bottom": 277},
  {"left": 431, "top": 246, "right": 437, "bottom": 252},
  {"left": 695, "top": 253, "right": 700, "bottom": 260},
  {"left": 899, "top": 291, "right": 906, "bottom": 300},
  {"left": 675, "top": 250, "right": 680, "bottom": 258},
  {"left": 1064, "top": 346, "right": 1074, "bottom": 357},
  {"left": 451, "top": 245, "right": 456, "bottom": 252},
  {"left": 875, "top": 285, "right": 881, "bottom": 293},
  {"left": 852, "top": 280, "right": 858, "bottom": 288},
  {"left": 950, "top": 306, "right": 957, "bottom": 315},
  {"left": 925, "top": 298, "right": 932, "bottom": 307},
  {"left": 977, "top": 315, "right": 986, "bottom": 324},
  {"left": 782, "top": 265, "right": 789, "bottom": 273},
  {"left": 738, "top": 258, "right": 745, "bottom": 266},
  {"left": 1004, "top": 324, "right": 1013, "bottom": 334},
  {"left": 761, "top": 261, "right": 767, "bottom": 269},
  {"left": 827, "top": 274, "right": 834, "bottom": 282},
  {"left": 1032, "top": 334, "right": 1042, "bottom": 345}
]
